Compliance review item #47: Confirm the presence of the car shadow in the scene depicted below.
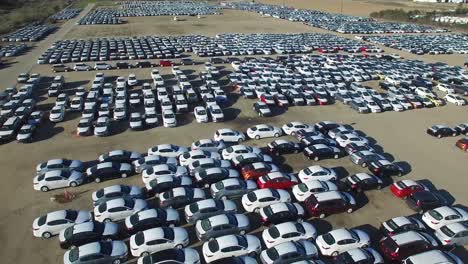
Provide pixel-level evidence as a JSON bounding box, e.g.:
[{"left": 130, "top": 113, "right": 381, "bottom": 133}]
[
  {"left": 34, "top": 122, "right": 64, "bottom": 142},
  {"left": 354, "top": 191, "right": 370, "bottom": 211},
  {"left": 353, "top": 224, "right": 382, "bottom": 246},
  {"left": 309, "top": 218, "right": 333, "bottom": 234},
  {"left": 332, "top": 166, "right": 349, "bottom": 180},
  {"left": 437, "top": 189, "right": 455, "bottom": 205},
  {"left": 224, "top": 107, "right": 241, "bottom": 122}
]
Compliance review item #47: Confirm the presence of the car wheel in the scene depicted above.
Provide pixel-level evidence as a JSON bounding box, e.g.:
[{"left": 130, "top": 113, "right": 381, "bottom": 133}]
[
  {"left": 437, "top": 134, "right": 442, "bottom": 138},
  {"left": 176, "top": 244, "right": 183, "bottom": 249},
  {"left": 331, "top": 251, "right": 339, "bottom": 257},
  {"left": 274, "top": 133, "right": 280, "bottom": 137},
  {"left": 112, "top": 259, "right": 121, "bottom": 264},
  {"left": 40, "top": 186, "right": 49, "bottom": 192},
  {"left": 238, "top": 138, "right": 244, "bottom": 143},
  {"left": 319, "top": 213, "right": 326, "bottom": 219},
  {"left": 334, "top": 154, "right": 339, "bottom": 159},
  {"left": 69, "top": 182, "right": 78, "bottom": 187},
  {"left": 255, "top": 135, "right": 260, "bottom": 140},
  {"left": 347, "top": 208, "right": 354, "bottom": 213},
  {"left": 42, "top": 232, "right": 52, "bottom": 239},
  {"left": 452, "top": 133, "right": 457, "bottom": 137},
  {"left": 376, "top": 185, "right": 382, "bottom": 190},
  {"left": 95, "top": 178, "right": 101, "bottom": 183},
  {"left": 121, "top": 173, "right": 127, "bottom": 178},
  {"left": 141, "top": 252, "right": 150, "bottom": 257},
  {"left": 104, "top": 218, "right": 112, "bottom": 223},
  {"left": 314, "top": 156, "right": 319, "bottom": 161},
  {"left": 221, "top": 196, "right": 227, "bottom": 200},
  {"left": 240, "top": 230, "right": 246, "bottom": 235},
  {"left": 361, "top": 162, "right": 367, "bottom": 168}
]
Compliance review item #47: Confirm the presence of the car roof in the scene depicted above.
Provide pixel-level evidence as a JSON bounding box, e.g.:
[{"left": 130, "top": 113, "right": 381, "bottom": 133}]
[
  {"left": 407, "top": 250, "right": 455, "bottom": 263},
  {"left": 392, "top": 231, "right": 425, "bottom": 245},
  {"left": 78, "top": 242, "right": 101, "bottom": 255},
  {"left": 269, "top": 203, "right": 291, "bottom": 213},
  {"left": 105, "top": 198, "right": 126, "bottom": 208},
  {"left": 330, "top": 228, "right": 354, "bottom": 240},
  {"left": 273, "top": 241, "right": 301, "bottom": 255},
  {"left": 73, "top": 222, "right": 95, "bottom": 234},
  {"left": 47, "top": 210, "right": 68, "bottom": 221},
  {"left": 314, "top": 191, "right": 343, "bottom": 202},
  {"left": 391, "top": 216, "right": 413, "bottom": 227}
]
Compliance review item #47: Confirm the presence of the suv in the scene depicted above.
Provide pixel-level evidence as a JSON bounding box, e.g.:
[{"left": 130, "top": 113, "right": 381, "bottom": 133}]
[
  {"left": 379, "top": 231, "right": 439, "bottom": 261},
  {"left": 304, "top": 191, "right": 356, "bottom": 218},
  {"left": 0, "top": 116, "right": 21, "bottom": 142}
]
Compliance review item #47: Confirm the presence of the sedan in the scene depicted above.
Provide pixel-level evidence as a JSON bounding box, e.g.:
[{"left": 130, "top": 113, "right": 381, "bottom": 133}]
[
  {"left": 211, "top": 178, "right": 257, "bottom": 200},
  {"left": 241, "top": 162, "right": 278, "bottom": 180},
  {"left": 434, "top": 222, "right": 468, "bottom": 246},
  {"left": 63, "top": 241, "right": 128, "bottom": 264},
  {"left": 390, "top": 180, "right": 429, "bottom": 199},
  {"left": 33, "top": 170, "right": 84, "bottom": 192},
  {"left": 136, "top": 248, "right": 200, "bottom": 264},
  {"left": 426, "top": 125, "right": 458, "bottom": 138},
  {"left": 33, "top": 209, "right": 92, "bottom": 238},
  {"left": 59, "top": 221, "right": 119, "bottom": 249},
  {"left": 99, "top": 150, "right": 142, "bottom": 163},
  {"left": 253, "top": 101, "right": 272, "bottom": 117},
  {"left": 36, "top": 159, "right": 83, "bottom": 175},
  {"left": 343, "top": 173, "right": 383, "bottom": 192},
  {"left": 282, "top": 122, "right": 313, "bottom": 136},
  {"left": 133, "top": 155, "right": 178, "bottom": 174},
  {"left": 422, "top": 206, "right": 468, "bottom": 230},
  {"left": 141, "top": 164, "right": 188, "bottom": 184},
  {"left": 298, "top": 165, "right": 337, "bottom": 182},
  {"left": 145, "top": 175, "right": 193, "bottom": 195},
  {"left": 380, "top": 216, "right": 426, "bottom": 237},
  {"left": 335, "top": 248, "right": 384, "bottom": 264},
  {"left": 202, "top": 234, "right": 261, "bottom": 263},
  {"left": 94, "top": 198, "right": 148, "bottom": 223},
  {"left": 303, "top": 144, "right": 342, "bottom": 161},
  {"left": 260, "top": 240, "right": 318, "bottom": 264},
  {"left": 184, "top": 199, "right": 237, "bottom": 224},
  {"left": 292, "top": 180, "right": 338, "bottom": 202},
  {"left": 179, "top": 150, "right": 221, "bottom": 166},
  {"left": 159, "top": 187, "right": 206, "bottom": 209},
  {"left": 267, "top": 139, "right": 302, "bottom": 156},
  {"left": 257, "top": 172, "right": 299, "bottom": 189},
  {"left": 196, "top": 213, "right": 250, "bottom": 241},
  {"left": 92, "top": 185, "right": 145, "bottom": 206},
  {"left": 368, "top": 160, "right": 404, "bottom": 177},
  {"left": 241, "top": 188, "right": 291, "bottom": 213},
  {"left": 148, "top": 144, "right": 189, "bottom": 158},
  {"left": 246, "top": 124, "right": 282, "bottom": 140},
  {"left": 406, "top": 191, "right": 447, "bottom": 213},
  {"left": 214, "top": 128, "right": 246, "bottom": 143},
  {"left": 259, "top": 202, "right": 305, "bottom": 225},
  {"left": 191, "top": 139, "right": 226, "bottom": 153},
  {"left": 261, "top": 221, "right": 317, "bottom": 248},
  {"left": 129, "top": 227, "right": 189, "bottom": 257},
  {"left": 194, "top": 106, "right": 209, "bottom": 123},
  {"left": 315, "top": 228, "right": 370, "bottom": 256},
  {"left": 194, "top": 167, "right": 239, "bottom": 188},
  {"left": 86, "top": 162, "right": 133, "bottom": 183},
  {"left": 222, "top": 145, "right": 262, "bottom": 161}
]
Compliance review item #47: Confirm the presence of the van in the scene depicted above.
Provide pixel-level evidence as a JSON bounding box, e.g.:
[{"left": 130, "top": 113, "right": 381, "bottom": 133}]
[{"left": 0, "top": 116, "right": 21, "bottom": 141}]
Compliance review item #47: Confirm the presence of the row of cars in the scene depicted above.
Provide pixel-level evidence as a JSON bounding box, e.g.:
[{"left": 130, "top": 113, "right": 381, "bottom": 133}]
[
  {"left": 360, "top": 34, "right": 468, "bottom": 55},
  {"left": 0, "top": 43, "right": 28, "bottom": 57},
  {"left": 31, "top": 121, "right": 467, "bottom": 263},
  {"left": 225, "top": 2, "right": 446, "bottom": 34},
  {"left": 50, "top": 8, "right": 82, "bottom": 21},
  {"left": 0, "top": 24, "right": 57, "bottom": 42},
  {"left": 77, "top": 1, "right": 221, "bottom": 25},
  {"left": 37, "top": 32, "right": 380, "bottom": 65}
]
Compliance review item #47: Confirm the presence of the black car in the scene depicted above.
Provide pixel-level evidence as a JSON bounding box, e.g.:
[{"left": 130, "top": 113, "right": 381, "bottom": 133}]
[
  {"left": 99, "top": 150, "right": 142, "bottom": 163},
  {"left": 303, "top": 144, "right": 342, "bottom": 161},
  {"left": 86, "top": 162, "right": 133, "bottom": 183},
  {"left": 315, "top": 121, "right": 340, "bottom": 133},
  {"left": 135, "top": 61, "right": 152, "bottom": 68},
  {"left": 146, "top": 176, "right": 192, "bottom": 195},
  {"left": 406, "top": 191, "right": 447, "bottom": 213},
  {"left": 426, "top": 125, "right": 458, "bottom": 138},
  {"left": 267, "top": 139, "right": 302, "bottom": 155},
  {"left": 260, "top": 202, "right": 304, "bottom": 225},
  {"left": 454, "top": 123, "right": 468, "bottom": 135},
  {"left": 59, "top": 221, "right": 120, "bottom": 249},
  {"left": 343, "top": 173, "right": 383, "bottom": 192},
  {"left": 115, "top": 62, "right": 131, "bottom": 69},
  {"left": 300, "top": 136, "right": 337, "bottom": 147},
  {"left": 124, "top": 208, "right": 180, "bottom": 235},
  {"left": 368, "top": 160, "right": 404, "bottom": 177},
  {"left": 140, "top": 249, "right": 199, "bottom": 264},
  {"left": 380, "top": 216, "right": 426, "bottom": 237},
  {"left": 295, "top": 130, "right": 323, "bottom": 141},
  {"left": 253, "top": 101, "right": 272, "bottom": 117},
  {"left": 180, "top": 58, "right": 195, "bottom": 65},
  {"left": 159, "top": 187, "right": 205, "bottom": 209},
  {"left": 344, "top": 143, "right": 375, "bottom": 155}
]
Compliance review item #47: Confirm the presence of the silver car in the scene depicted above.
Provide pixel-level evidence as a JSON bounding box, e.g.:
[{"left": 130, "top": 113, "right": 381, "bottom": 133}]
[
  {"left": 184, "top": 199, "right": 237, "bottom": 224},
  {"left": 196, "top": 213, "right": 250, "bottom": 241}
]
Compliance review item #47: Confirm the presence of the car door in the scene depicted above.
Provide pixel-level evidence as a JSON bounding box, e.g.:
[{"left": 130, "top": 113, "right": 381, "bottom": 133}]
[
  {"left": 148, "top": 238, "right": 170, "bottom": 251},
  {"left": 45, "top": 176, "right": 66, "bottom": 189},
  {"left": 47, "top": 219, "right": 70, "bottom": 234},
  {"left": 108, "top": 206, "right": 126, "bottom": 220}
]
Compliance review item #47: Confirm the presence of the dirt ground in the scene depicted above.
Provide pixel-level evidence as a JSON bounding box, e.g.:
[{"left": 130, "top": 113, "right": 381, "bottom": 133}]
[{"left": 0, "top": 2, "right": 468, "bottom": 264}]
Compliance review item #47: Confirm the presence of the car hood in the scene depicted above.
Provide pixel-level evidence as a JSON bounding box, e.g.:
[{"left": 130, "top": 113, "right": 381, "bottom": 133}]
[{"left": 111, "top": 240, "right": 128, "bottom": 256}]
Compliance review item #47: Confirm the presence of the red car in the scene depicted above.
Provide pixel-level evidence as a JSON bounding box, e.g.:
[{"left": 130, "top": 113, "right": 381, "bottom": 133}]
[
  {"left": 159, "top": 60, "right": 173, "bottom": 67},
  {"left": 456, "top": 137, "right": 468, "bottom": 151},
  {"left": 390, "top": 180, "right": 428, "bottom": 199},
  {"left": 241, "top": 162, "right": 279, "bottom": 180},
  {"left": 314, "top": 94, "right": 328, "bottom": 105},
  {"left": 257, "top": 172, "right": 298, "bottom": 189},
  {"left": 304, "top": 191, "right": 357, "bottom": 218}
]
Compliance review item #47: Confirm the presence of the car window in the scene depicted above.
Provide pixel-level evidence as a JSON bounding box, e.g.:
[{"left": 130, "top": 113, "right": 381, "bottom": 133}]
[
  {"left": 48, "top": 219, "right": 68, "bottom": 225},
  {"left": 108, "top": 207, "right": 125, "bottom": 213}
]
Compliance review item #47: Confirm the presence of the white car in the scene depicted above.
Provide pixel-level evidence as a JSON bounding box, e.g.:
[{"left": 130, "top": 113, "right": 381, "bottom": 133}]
[
  {"left": 282, "top": 122, "right": 313, "bottom": 135},
  {"left": 69, "top": 97, "right": 83, "bottom": 111},
  {"left": 179, "top": 150, "right": 221, "bottom": 166},
  {"left": 444, "top": 94, "right": 466, "bottom": 106},
  {"left": 241, "top": 188, "right": 291, "bottom": 213},
  {"left": 148, "top": 144, "right": 188, "bottom": 158},
  {"left": 232, "top": 153, "right": 273, "bottom": 167},
  {"left": 162, "top": 110, "right": 177, "bottom": 127},
  {"left": 128, "top": 74, "right": 138, "bottom": 86},
  {"left": 337, "top": 248, "right": 384, "bottom": 264},
  {"left": 194, "top": 106, "right": 209, "bottom": 123},
  {"left": 208, "top": 104, "right": 224, "bottom": 122},
  {"left": 261, "top": 221, "right": 317, "bottom": 248},
  {"left": 298, "top": 165, "right": 337, "bottom": 182},
  {"left": 402, "top": 250, "right": 464, "bottom": 264},
  {"left": 422, "top": 206, "right": 468, "bottom": 230},
  {"left": 191, "top": 139, "right": 226, "bottom": 153},
  {"left": 415, "top": 87, "right": 435, "bottom": 97},
  {"left": 434, "top": 222, "right": 468, "bottom": 246},
  {"left": 260, "top": 240, "right": 318, "bottom": 264},
  {"left": 130, "top": 227, "right": 189, "bottom": 257},
  {"left": 315, "top": 228, "right": 370, "bottom": 256},
  {"left": 142, "top": 164, "right": 188, "bottom": 184},
  {"left": 246, "top": 124, "right": 283, "bottom": 139},
  {"left": 388, "top": 99, "right": 404, "bottom": 112},
  {"left": 49, "top": 105, "right": 65, "bottom": 122},
  {"left": 292, "top": 180, "right": 338, "bottom": 202},
  {"left": 32, "top": 210, "right": 92, "bottom": 238},
  {"left": 195, "top": 213, "right": 250, "bottom": 241},
  {"left": 33, "top": 170, "right": 84, "bottom": 192},
  {"left": 94, "top": 116, "right": 110, "bottom": 137},
  {"left": 335, "top": 134, "right": 368, "bottom": 148},
  {"left": 136, "top": 248, "right": 200, "bottom": 264},
  {"left": 202, "top": 234, "right": 262, "bottom": 263},
  {"left": 221, "top": 145, "right": 262, "bottom": 160},
  {"left": 133, "top": 155, "right": 178, "bottom": 173},
  {"left": 214, "top": 128, "right": 246, "bottom": 143},
  {"left": 94, "top": 198, "right": 148, "bottom": 223},
  {"left": 437, "top": 83, "right": 455, "bottom": 94},
  {"left": 365, "top": 100, "right": 382, "bottom": 113}
]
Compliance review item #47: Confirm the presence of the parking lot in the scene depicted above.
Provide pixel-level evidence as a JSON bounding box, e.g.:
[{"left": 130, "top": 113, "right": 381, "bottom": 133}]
[{"left": 0, "top": 1, "right": 467, "bottom": 264}]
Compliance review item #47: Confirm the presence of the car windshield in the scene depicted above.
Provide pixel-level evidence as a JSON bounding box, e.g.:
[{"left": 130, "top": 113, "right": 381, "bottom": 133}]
[
  {"left": 78, "top": 122, "right": 90, "bottom": 128},
  {"left": 322, "top": 233, "right": 335, "bottom": 245},
  {"left": 268, "top": 226, "right": 280, "bottom": 239},
  {"left": 440, "top": 226, "right": 455, "bottom": 237},
  {"left": 297, "top": 183, "right": 309, "bottom": 192},
  {"left": 207, "top": 240, "right": 219, "bottom": 252},
  {"left": 386, "top": 219, "right": 399, "bottom": 231},
  {"left": 201, "top": 219, "right": 211, "bottom": 231},
  {"left": 68, "top": 247, "right": 79, "bottom": 262},
  {"left": 246, "top": 192, "right": 257, "bottom": 202},
  {"left": 65, "top": 210, "right": 78, "bottom": 221},
  {"left": 134, "top": 232, "right": 145, "bottom": 246},
  {"left": 266, "top": 248, "right": 279, "bottom": 261},
  {"left": 197, "top": 110, "right": 207, "bottom": 115},
  {"left": 164, "top": 113, "right": 175, "bottom": 118},
  {"left": 51, "top": 108, "right": 62, "bottom": 114},
  {"left": 428, "top": 210, "right": 443, "bottom": 220},
  {"left": 20, "top": 128, "right": 32, "bottom": 133}
]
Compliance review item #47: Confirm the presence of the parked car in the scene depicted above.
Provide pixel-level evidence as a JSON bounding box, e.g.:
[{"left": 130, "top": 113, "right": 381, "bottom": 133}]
[
  {"left": 33, "top": 170, "right": 84, "bottom": 192},
  {"left": 343, "top": 173, "right": 383, "bottom": 192},
  {"left": 259, "top": 202, "right": 305, "bottom": 225},
  {"left": 86, "top": 162, "right": 133, "bottom": 183},
  {"left": 129, "top": 227, "right": 189, "bottom": 257},
  {"left": 63, "top": 241, "right": 128, "bottom": 264},
  {"left": 159, "top": 187, "right": 206, "bottom": 209},
  {"left": 261, "top": 221, "right": 317, "bottom": 248},
  {"left": 184, "top": 198, "right": 237, "bottom": 224},
  {"left": 246, "top": 124, "right": 282, "bottom": 139},
  {"left": 92, "top": 185, "right": 145, "bottom": 206},
  {"left": 267, "top": 139, "right": 302, "bottom": 155},
  {"left": 210, "top": 178, "right": 257, "bottom": 200},
  {"left": 257, "top": 172, "right": 299, "bottom": 189},
  {"left": 94, "top": 198, "right": 148, "bottom": 223},
  {"left": 195, "top": 213, "right": 250, "bottom": 241},
  {"left": 315, "top": 228, "right": 370, "bottom": 256},
  {"left": 406, "top": 191, "right": 447, "bottom": 213},
  {"left": 59, "top": 221, "right": 120, "bottom": 249},
  {"left": 292, "top": 180, "right": 338, "bottom": 202},
  {"left": 304, "top": 191, "right": 357, "bottom": 218},
  {"left": 422, "top": 206, "right": 468, "bottom": 230},
  {"left": 298, "top": 165, "right": 337, "bottom": 182},
  {"left": 202, "top": 234, "right": 262, "bottom": 263},
  {"left": 260, "top": 240, "right": 318, "bottom": 264},
  {"left": 380, "top": 216, "right": 426, "bottom": 237},
  {"left": 402, "top": 250, "right": 464, "bottom": 264},
  {"left": 434, "top": 222, "right": 468, "bottom": 246},
  {"left": 379, "top": 231, "right": 438, "bottom": 261},
  {"left": 136, "top": 248, "right": 200, "bottom": 264},
  {"left": 390, "top": 180, "right": 429, "bottom": 199},
  {"left": 303, "top": 144, "right": 342, "bottom": 161},
  {"left": 426, "top": 125, "right": 458, "bottom": 138},
  {"left": 32, "top": 209, "right": 92, "bottom": 238},
  {"left": 334, "top": 248, "right": 384, "bottom": 264}
]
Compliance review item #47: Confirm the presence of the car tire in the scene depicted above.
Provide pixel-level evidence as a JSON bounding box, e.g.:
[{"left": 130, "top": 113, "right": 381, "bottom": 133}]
[
  {"left": 141, "top": 252, "right": 150, "bottom": 257},
  {"left": 361, "top": 162, "right": 367, "bottom": 168},
  {"left": 104, "top": 218, "right": 111, "bottom": 223},
  {"left": 347, "top": 208, "right": 354, "bottom": 213},
  {"left": 437, "top": 134, "right": 442, "bottom": 138},
  {"left": 331, "top": 251, "right": 339, "bottom": 257},
  {"left": 238, "top": 138, "right": 244, "bottom": 143},
  {"left": 69, "top": 182, "right": 78, "bottom": 187},
  {"left": 176, "top": 244, "right": 183, "bottom": 249},
  {"left": 319, "top": 213, "right": 326, "bottom": 219},
  {"left": 121, "top": 173, "right": 127, "bottom": 178},
  {"left": 255, "top": 135, "right": 260, "bottom": 140},
  {"left": 314, "top": 156, "right": 319, "bottom": 161},
  {"left": 42, "top": 232, "right": 52, "bottom": 239},
  {"left": 240, "top": 230, "right": 246, "bottom": 235},
  {"left": 95, "top": 178, "right": 101, "bottom": 183},
  {"left": 274, "top": 133, "right": 280, "bottom": 137},
  {"left": 334, "top": 154, "right": 339, "bottom": 159},
  {"left": 41, "top": 186, "right": 49, "bottom": 192},
  {"left": 112, "top": 259, "right": 121, "bottom": 264}
]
